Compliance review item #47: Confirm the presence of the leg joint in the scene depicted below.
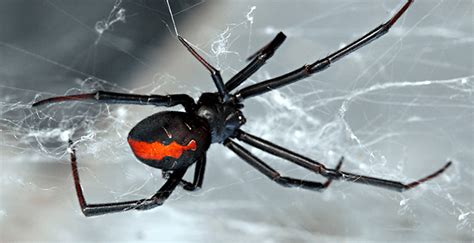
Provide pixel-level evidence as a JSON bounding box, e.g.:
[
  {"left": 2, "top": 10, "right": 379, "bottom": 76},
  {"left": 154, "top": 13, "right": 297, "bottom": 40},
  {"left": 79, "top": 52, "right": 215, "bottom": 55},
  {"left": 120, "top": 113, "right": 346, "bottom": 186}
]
[{"left": 273, "top": 176, "right": 293, "bottom": 187}]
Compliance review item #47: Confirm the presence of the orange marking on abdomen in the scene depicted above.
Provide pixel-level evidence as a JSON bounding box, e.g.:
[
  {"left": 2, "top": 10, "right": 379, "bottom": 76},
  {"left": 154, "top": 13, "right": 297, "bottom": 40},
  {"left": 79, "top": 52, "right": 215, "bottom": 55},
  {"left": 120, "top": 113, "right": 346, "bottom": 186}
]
[{"left": 128, "top": 139, "right": 197, "bottom": 160}]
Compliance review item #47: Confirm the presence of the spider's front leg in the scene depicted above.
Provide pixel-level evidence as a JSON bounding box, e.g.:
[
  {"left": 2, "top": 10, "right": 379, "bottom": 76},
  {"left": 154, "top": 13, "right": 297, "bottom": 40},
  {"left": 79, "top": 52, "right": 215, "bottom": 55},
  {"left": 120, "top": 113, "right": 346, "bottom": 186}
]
[
  {"left": 234, "top": 0, "right": 415, "bottom": 101},
  {"left": 225, "top": 32, "right": 287, "bottom": 92},
  {"left": 178, "top": 36, "right": 229, "bottom": 101},
  {"left": 69, "top": 140, "right": 186, "bottom": 217}
]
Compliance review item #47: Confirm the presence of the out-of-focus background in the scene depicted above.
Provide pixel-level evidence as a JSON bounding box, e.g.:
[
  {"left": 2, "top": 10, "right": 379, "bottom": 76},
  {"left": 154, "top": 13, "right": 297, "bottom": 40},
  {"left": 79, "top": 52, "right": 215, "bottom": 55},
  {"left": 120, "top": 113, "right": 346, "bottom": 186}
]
[{"left": 1, "top": 0, "right": 472, "bottom": 242}]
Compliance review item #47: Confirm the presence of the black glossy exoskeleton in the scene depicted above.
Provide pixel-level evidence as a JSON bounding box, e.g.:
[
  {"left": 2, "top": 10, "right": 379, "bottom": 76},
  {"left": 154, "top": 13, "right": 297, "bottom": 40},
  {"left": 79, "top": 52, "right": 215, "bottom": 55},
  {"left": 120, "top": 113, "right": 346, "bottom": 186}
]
[
  {"left": 128, "top": 111, "right": 212, "bottom": 170},
  {"left": 33, "top": 0, "right": 451, "bottom": 217}
]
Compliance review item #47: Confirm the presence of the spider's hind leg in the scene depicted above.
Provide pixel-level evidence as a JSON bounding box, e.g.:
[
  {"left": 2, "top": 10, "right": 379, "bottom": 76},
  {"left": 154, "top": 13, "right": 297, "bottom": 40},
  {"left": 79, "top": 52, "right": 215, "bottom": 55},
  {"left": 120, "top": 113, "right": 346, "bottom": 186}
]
[
  {"left": 234, "top": 129, "right": 452, "bottom": 192},
  {"left": 322, "top": 156, "right": 344, "bottom": 188},
  {"left": 69, "top": 140, "right": 186, "bottom": 217},
  {"left": 32, "top": 91, "right": 196, "bottom": 111},
  {"left": 179, "top": 156, "right": 207, "bottom": 191},
  {"left": 225, "top": 139, "right": 343, "bottom": 192}
]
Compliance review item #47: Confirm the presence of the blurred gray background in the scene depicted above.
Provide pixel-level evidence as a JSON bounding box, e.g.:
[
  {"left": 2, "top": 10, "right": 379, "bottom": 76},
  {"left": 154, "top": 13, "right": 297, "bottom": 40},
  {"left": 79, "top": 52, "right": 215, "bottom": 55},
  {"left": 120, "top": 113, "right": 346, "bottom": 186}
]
[{"left": 1, "top": 0, "right": 472, "bottom": 242}]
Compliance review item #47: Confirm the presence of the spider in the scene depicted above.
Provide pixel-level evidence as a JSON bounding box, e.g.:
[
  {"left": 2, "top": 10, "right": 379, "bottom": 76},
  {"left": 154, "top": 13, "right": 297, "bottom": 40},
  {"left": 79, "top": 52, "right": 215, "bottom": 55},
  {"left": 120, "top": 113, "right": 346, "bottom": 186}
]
[{"left": 33, "top": 0, "right": 451, "bottom": 217}]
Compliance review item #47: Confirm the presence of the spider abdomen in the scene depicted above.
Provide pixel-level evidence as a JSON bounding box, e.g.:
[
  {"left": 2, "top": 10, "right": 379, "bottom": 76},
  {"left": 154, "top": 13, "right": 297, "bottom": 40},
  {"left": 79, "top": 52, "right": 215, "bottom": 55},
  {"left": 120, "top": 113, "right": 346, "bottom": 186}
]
[{"left": 128, "top": 111, "right": 211, "bottom": 170}]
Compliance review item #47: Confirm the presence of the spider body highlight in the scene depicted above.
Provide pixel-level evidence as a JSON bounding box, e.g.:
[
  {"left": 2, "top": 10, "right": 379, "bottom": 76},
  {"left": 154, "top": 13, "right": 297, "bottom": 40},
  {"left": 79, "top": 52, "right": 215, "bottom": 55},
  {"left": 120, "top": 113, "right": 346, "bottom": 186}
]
[{"left": 33, "top": 0, "right": 451, "bottom": 217}]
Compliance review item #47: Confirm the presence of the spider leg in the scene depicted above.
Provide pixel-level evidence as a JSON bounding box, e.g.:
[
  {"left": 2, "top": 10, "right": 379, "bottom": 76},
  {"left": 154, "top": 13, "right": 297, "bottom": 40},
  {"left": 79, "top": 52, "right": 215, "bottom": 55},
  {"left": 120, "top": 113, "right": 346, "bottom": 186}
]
[
  {"left": 224, "top": 139, "right": 343, "bottom": 191},
  {"left": 234, "top": 0, "right": 414, "bottom": 101},
  {"left": 178, "top": 36, "right": 229, "bottom": 101},
  {"left": 179, "top": 155, "right": 207, "bottom": 191},
  {"left": 32, "top": 91, "right": 196, "bottom": 111},
  {"left": 69, "top": 140, "right": 186, "bottom": 217},
  {"left": 234, "top": 129, "right": 452, "bottom": 192},
  {"left": 225, "top": 32, "right": 286, "bottom": 92}
]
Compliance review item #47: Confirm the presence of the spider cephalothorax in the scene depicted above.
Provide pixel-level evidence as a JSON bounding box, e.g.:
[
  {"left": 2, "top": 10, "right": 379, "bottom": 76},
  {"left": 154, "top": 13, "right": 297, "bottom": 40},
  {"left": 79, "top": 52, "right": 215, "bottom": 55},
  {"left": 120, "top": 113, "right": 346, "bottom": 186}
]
[
  {"left": 33, "top": 0, "right": 451, "bottom": 217},
  {"left": 195, "top": 93, "right": 246, "bottom": 143}
]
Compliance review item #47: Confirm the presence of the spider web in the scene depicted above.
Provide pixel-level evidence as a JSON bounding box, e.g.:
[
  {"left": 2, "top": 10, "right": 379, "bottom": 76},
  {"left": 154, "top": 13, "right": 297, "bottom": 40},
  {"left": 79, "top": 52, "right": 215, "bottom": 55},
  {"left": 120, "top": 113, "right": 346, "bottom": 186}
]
[{"left": 1, "top": 0, "right": 472, "bottom": 241}]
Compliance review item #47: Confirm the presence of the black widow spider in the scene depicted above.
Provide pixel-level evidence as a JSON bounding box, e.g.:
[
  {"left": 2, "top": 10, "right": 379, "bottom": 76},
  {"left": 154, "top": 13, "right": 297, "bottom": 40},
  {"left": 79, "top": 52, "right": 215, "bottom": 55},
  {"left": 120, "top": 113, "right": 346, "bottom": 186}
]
[{"left": 33, "top": 0, "right": 451, "bottom": 217}]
